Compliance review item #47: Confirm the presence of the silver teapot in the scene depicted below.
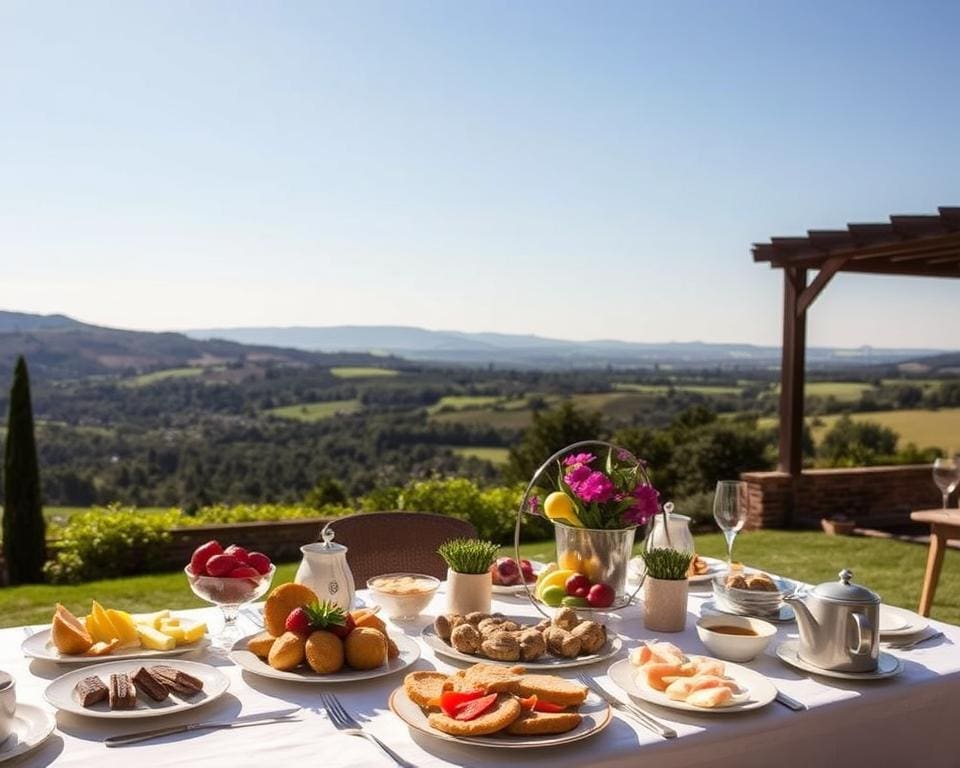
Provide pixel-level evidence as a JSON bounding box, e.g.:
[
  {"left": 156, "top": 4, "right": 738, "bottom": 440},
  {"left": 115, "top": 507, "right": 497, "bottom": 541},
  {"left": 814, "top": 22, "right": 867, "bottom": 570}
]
[{"left": 784, "top": 569, "right": 879, "bottom": 672}]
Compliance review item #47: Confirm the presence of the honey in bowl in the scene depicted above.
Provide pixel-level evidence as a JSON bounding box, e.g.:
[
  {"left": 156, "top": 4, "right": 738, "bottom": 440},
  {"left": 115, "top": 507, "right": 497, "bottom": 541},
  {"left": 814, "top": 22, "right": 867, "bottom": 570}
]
[{"left": 708, "top": 625, "right": 758, "bottom": 637}]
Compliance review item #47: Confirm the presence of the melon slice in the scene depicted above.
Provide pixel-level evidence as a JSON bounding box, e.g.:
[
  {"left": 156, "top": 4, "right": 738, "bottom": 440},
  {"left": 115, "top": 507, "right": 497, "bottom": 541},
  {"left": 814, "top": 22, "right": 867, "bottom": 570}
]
[{"left": 51, "top": 603, "right": 94, "bottom": 655}]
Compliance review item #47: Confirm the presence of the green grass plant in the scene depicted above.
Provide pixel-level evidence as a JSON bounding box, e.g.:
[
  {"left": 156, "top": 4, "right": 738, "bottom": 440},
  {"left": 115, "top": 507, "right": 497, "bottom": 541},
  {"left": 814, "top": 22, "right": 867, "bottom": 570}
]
[
  {"left": 267, "top": 399, "right": 362, "bottom": 421},
  {"left": 329, "top": 367, "right": 399, "bottom": 378}
]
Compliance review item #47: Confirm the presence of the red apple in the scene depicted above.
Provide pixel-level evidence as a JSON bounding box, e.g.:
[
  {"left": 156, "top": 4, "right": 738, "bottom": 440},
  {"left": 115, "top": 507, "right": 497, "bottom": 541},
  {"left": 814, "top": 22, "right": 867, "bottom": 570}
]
[
  {"left": 565, "top": 573, "right": 592, "bottom": 598},
  {"left": 587, "top": 582, "right": 616, "bottom": 608},
  {"left": 205, "top": 554, "right": 240, "bottom": 577},
  {"left": 493, "top": 557, "right": 521, "bottom": 586},
  {"left": 189, "top": 540, "right": 222, "bottom": 576},
  {"left": 520, "top": 559, "right": 536, "bottom": 582}
]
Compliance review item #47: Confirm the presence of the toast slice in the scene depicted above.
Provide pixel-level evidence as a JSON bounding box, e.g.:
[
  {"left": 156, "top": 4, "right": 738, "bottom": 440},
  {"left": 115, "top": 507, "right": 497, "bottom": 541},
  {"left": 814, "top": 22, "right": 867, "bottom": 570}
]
[
  {"left": 515, "top": 674, "right": 588, "bottom": 707},
  {"left": 504, "top": 710, "right": 583, "bottom": 735},
  {"left": 447, "top": 663, "right": 526, "bottom": 694}
]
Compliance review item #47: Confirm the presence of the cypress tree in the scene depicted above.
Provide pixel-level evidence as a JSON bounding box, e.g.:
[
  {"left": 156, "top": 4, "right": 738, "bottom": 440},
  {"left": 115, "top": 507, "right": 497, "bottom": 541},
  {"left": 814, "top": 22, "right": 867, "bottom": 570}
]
[{"left": 3, "top": 356, "right": 46, "bottom": 583}]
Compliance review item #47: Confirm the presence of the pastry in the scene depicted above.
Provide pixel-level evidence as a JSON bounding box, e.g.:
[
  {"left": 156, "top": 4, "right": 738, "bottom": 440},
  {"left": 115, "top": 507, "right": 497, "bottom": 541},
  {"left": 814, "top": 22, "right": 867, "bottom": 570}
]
[
  {"left": 543, "top": 626, "right": 581, "bottom": 658},
  {"left": 480, "top": 632, "right": 521, "bottom": 662},
  {"left": 149, "top": 665, "right": 204, "bottom": 695},
  {"left": 552, "top": 607, "right": 580, "bottom": 631},
  {"left": 246, "top": 631, "right": 277, "bottom": 658},
  {"left": 344, "top": 627, "right": 387, "bottom": 670},
  {"left": 263, "top": 583, "right": 319, "bottom": 637},
  {"left": 132, "top": 667, "right": 169, "bottom": 702},
  {"left": 518, "top": 629, "right": 546, "bottom": 662},
  {"left": 74, "top": 675, "right": 108, "bottom": 707},
  {"left": 267, "top": 631, "right": 307, "bottom": 671},
  {"left": 570, "top": 621, "right": 606, "bottom": 654},
  {"left": 108, "top": 673, "right": 137, "bottom": 710},
  {"left": 450, "top": 623, "right": 482, "bottom": 654},
  {"left": 305, "top": 630, "right": 344, "bottom": 674}
]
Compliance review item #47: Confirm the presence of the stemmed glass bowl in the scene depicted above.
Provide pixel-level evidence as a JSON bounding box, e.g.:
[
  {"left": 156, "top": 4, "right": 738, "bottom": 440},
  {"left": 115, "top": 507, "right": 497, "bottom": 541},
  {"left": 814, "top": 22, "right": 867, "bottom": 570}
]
[{"left": 185, "top": 564, "right": 275, "bottom": 652}]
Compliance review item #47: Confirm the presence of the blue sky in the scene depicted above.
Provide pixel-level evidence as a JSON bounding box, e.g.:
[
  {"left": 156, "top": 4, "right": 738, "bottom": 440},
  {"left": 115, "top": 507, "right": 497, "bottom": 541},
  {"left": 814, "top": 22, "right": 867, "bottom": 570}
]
[{"left": 2, "top": 1, "right": 958, "bottom": 347}]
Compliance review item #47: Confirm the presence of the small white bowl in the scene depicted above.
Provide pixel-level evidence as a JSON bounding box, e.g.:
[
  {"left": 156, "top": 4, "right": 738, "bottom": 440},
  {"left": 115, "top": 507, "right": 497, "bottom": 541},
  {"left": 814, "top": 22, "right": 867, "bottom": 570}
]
[
  {"left": 696, "top": 614, "right": 777, "bottom": 662},
  {"left": 367, "top": 573, "right": 440, "bottom": 621}
]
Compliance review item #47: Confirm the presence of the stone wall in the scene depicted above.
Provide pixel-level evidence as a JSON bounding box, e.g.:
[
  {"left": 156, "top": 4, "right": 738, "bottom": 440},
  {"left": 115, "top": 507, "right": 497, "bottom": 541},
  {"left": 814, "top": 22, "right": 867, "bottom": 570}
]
[{"left": 741, "top": 464, "right": 942, "bottom": 529}]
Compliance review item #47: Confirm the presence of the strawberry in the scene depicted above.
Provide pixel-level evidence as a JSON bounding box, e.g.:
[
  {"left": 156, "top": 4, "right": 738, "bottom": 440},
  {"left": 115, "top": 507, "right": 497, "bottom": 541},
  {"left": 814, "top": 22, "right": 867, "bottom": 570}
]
[
  {"left": 329, "top": 613, "right": 355, "bottom": 640},
  {"left": 224, "top": 544, "right": 250, "bottom": 564},
  {"left": 228, "top": 565, "right": 260, "bottom": 579},
  {"left": 247, "top": 551, "right": 272, "bottom": 575},
  {"left": 205, "top": 554, "right": 239, "bottom": 577},
  {"left": 189, "top": 540, "right": 223, "bottom": 576},
  {"left": 285, "top": 607, "right": 312, "bottom": 635},
  {"left": 299, "top": 601, "right": 350, "bottom": 636}
]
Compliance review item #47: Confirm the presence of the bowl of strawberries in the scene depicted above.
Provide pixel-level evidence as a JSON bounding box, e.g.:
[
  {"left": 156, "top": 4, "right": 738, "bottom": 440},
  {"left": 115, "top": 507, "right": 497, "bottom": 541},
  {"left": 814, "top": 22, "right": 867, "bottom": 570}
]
[{"left": 185, "top": 540, "right": 275, "bottom": 650}]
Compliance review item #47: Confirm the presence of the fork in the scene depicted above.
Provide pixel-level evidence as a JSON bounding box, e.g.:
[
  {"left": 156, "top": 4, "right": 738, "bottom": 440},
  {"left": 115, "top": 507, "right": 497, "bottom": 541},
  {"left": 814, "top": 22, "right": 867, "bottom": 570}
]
[
  {"left": 320, "top": 692, "right": 416, "bottom": 768},
  {"left": 575, "top": 673, "right": 677, "bottom": 739}
]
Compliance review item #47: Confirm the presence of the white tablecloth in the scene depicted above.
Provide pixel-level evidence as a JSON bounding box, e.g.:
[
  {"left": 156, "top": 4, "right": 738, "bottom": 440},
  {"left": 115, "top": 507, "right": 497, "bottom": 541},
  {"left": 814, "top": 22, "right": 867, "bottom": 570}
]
[{"left": 3, "top": 586, "right": 960, "bottom": 767}]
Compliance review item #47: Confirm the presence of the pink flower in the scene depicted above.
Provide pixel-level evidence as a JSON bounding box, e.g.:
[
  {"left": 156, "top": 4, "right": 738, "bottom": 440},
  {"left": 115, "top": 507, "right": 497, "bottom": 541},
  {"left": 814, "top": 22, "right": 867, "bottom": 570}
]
[
  {"left": 569, "top": 470, "right": 616, "bottom": 504},
  {"left": 528, "top": 495, "right": 541, "bottom": 515},
  {"left": 563, "top": 452, "right": 596, "bottom": 468},
  {"left": 623, "top": 483, "right": 660, "bottom": 526},
  {"left": 564, "top": 465, "right": 592, "bottom": 486}
]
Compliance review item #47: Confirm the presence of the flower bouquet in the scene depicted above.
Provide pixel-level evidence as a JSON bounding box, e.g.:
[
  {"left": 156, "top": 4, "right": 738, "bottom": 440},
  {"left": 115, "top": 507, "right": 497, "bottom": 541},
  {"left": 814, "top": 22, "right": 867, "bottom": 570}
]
[{"left": 515, "top": 441, "right": 663, "bottom": 613}]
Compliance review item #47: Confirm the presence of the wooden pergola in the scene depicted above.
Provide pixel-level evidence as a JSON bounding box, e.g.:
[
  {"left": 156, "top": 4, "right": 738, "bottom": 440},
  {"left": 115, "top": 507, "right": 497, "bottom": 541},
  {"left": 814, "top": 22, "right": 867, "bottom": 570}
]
[{"left": 753, "top": 206, "right": 960, "bottom": 479}]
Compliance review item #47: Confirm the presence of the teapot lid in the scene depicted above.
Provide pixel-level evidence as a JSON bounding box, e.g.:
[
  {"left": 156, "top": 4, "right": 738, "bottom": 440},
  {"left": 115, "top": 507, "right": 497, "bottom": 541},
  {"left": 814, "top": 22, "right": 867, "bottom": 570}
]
[
  {"left": 812, "top": 569, "right": 879, "bottom": 604},
  {"left": 307, "top": 524, "right": 347, "bottom": 554}
]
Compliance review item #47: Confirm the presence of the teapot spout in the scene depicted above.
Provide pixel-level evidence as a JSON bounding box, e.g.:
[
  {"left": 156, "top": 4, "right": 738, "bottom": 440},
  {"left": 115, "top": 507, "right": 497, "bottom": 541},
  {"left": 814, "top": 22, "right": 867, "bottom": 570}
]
[{"left": 785, "top": 593, "right": 819, "bottom": 644}]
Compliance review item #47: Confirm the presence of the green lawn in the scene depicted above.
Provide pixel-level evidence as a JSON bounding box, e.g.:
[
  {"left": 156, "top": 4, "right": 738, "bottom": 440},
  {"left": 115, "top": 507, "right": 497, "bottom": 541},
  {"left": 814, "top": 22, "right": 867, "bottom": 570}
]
[
  {"left": 123, "top": 367, "right": 206, "bottom": 387},
  {"left": 451, "top": 446, "right": 511, "bottom": 465},
  {"left": 4, "top": 531, "right": 956, "bottom": 628},
  {"left": 267, "top": 399, "right": 362, "bottom": 421},
  {"left": 329, "top": 366, "right": 399, "bottom": 378}
]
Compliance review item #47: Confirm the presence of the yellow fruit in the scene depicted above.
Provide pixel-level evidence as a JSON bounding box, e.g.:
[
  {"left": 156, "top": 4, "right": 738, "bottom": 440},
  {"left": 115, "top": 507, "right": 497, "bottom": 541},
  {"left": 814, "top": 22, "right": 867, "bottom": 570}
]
[
  {"left": 137, "top": 624, "right": 176, "bottom": 651},
  {"left": 158, "top": 620, "right": 186, "bottom": 643},
  {"left": 51, "top": 604, "right": 94, "bottom": 655},
  {"left": 107, "top": 609, "right": 141, "bottom": 648},
  {"left": 582, "top": 555, "right": 605, "bottom": 583},
  {"left": 535, "top": 569, "right": 575, "bottom": 600},
  {"left": 557, "top": 551, "right": 584, "bottom": 572},
  {"left": 131, "top": 610, "right": 171, "bottom": 629},
  {"left": 181, "top": 620, "right": 207, "bottom": 644},
  {"left": 543, "top": 492, "right": 584, "bottom": 528},
  {"left": 88, "top": 601, "right": 119, "bottom": 643}
]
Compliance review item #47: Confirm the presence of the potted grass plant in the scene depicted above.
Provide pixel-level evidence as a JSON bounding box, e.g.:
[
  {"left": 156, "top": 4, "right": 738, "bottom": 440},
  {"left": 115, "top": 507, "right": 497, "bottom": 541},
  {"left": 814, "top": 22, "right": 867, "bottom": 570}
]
[
  {"left": 438, "top": 538, "right": 500, "bottom": 615},
  {"left": 641, "top": 547, "right": 694, "bottom": 632}
]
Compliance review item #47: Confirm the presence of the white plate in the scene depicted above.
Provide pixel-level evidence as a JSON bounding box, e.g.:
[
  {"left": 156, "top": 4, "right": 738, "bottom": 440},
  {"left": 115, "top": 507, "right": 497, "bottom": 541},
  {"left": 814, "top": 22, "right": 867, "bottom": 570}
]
[
  {"left": 229, "top": 630, "right": 420, "bottom": 683},
  {"left": 389, "top": 687, "right": 611, "bottom": 748},
  {"left": 701, "top": 599, "right": 796, "bottom": 624},
  {"left": 22, "top": 628, "right": 210, "bottom": 664},
  {"left": 0, "top": 704, "right": 55, "bottom": 764},
  {"left": 776, "top": 640, "right": 903, "bottom": 680},
  {"left": 44, "top": 659, "right": 229, "bottom": 719},
  {"left": 879, "top": 605, "right": 928, "bottom": 637},
  {"left": 607, "top": 657, "right": 776, "bottom": 714},
  {"left": 492, "top": 580, "right": 539, "bottom": 595},
  {"left": 421, "top": 624, "right": 623, "bottom": 669}
]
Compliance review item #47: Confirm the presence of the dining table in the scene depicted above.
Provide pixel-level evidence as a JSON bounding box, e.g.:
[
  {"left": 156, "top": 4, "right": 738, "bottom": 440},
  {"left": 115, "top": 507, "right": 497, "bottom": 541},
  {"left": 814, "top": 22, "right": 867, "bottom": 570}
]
[{"left": 3, "top": 578, "right": 960, "bottom": 768}]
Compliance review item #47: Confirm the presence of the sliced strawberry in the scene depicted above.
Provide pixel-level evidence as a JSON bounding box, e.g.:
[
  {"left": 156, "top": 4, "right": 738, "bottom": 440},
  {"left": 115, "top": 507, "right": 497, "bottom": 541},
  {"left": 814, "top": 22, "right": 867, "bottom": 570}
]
[
  {"left": 439, "top": 689, "right": 486, "bottom": 718},
  {"left": 189, "top": 540, "right": 222, "bottom": 576},
  {"left": 533, "top": 699, "right": 567, "bottom": 713},
  {"left": 329, "top": 613, "right": 355, "bottom": 639},
  {"left": 453, "top": 692, "right": 498, "bottom": 721},
  {"left": 247, "top": 552, "right": 272, "bottom": 575},
  {"left": 205, "top": 554, "right": 239, "bottom": 577},
  {"left": 285, "top": 607, "right": 311, "bottom": 635},
  {"left": 518, "top": 694, "right": 538, "bottom": 711},
  {"left": 228, "top": 565, "right": 261, "bottom": 579},
  {"left": 224, "top": 544, "right": 250, "bottom": 564}
]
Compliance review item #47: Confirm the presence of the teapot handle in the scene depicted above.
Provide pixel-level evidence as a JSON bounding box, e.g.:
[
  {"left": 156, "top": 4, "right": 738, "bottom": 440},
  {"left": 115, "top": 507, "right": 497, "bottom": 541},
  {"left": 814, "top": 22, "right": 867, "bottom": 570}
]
[{"left": 849, "top": 612, "right": 874, "bottom": 656}]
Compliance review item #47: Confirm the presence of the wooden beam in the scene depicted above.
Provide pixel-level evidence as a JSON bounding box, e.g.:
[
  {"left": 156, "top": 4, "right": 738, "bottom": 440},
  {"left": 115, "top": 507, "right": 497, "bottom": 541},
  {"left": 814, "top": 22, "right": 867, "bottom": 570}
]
[
  {"left": 796, "top": 255, "right": 848, "bottom": 317},
  {"left": 779, "top": 267, "right": 807, "bottom": 492}
]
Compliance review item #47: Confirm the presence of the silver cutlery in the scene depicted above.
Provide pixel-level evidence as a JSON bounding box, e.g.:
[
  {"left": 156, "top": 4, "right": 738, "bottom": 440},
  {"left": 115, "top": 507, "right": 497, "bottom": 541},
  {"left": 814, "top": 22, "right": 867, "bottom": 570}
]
[
  {"left": 104, "top": 707, "right": 302, "bottom": 747},
  {"left": 885, "top": 631, "right": 944, "bottom": 651},
  {"left": 774, "top": 689, "right": 805, "bottom": 711},
  {"left": 575, "top": 673, "right": 677, "bottom": 739},
  {"left": 321, "top": 692, "right": 416, "bottom": 768}
]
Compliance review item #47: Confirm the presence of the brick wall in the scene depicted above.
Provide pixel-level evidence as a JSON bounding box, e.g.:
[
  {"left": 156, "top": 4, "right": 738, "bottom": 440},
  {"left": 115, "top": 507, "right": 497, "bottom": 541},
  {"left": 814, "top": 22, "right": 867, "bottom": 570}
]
[
  {"left": 741, "top": 464, "right": 942, "bottom": 529},
  {"left": 166, "top": 518, "right": 329, "bottom": 567}
]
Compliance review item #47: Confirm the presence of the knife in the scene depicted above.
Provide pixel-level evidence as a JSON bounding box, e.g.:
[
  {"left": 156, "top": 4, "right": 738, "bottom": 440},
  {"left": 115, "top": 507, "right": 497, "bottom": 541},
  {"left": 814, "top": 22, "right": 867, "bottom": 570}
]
[
  {"left": 775, "top": 690, "right": 805, "bottom": 711},
  {"left": 105, "top": 708, "right": 302, "bottom": 747}
]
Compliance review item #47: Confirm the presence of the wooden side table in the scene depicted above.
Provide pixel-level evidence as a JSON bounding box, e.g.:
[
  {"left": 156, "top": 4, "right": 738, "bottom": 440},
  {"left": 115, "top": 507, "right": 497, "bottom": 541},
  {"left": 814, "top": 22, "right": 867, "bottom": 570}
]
[{"left": 911, "top": 509, "right": 960, "bottom": 617}]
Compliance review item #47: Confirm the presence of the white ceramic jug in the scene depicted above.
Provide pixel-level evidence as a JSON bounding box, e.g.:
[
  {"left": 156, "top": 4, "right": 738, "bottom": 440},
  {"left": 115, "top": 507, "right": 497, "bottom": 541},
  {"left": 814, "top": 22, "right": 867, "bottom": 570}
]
[
  {"left": 646, "top": 503, "right": 696, "bottom": 553},
  {"left": 295, "top": 524, "right": 356, "bottom": 612}
]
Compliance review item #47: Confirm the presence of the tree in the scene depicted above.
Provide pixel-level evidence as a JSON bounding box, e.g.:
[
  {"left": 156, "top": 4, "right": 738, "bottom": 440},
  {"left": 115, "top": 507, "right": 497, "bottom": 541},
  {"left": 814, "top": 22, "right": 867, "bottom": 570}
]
[
  {"left": 819, "top": 415, "right": 898, "bottom": 466},
  {"left": 3, "top": 356, "right": 46, "bottom": 583},
  {"left": 504, "top": 402, "right": 604, "bottom": 483}
]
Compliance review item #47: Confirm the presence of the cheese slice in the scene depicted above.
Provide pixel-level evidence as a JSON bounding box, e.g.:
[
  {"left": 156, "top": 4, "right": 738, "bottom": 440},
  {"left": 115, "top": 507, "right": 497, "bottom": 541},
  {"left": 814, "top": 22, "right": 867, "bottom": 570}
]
[{"left": 136, "top": 624, "right": 176, "bottom": 651}]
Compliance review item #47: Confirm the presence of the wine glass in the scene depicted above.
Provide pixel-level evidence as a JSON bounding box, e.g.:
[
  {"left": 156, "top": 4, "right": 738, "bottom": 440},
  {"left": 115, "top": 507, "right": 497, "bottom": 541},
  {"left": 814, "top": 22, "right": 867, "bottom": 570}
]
[
  {"left": 713, "top": 480, "right": 748, "bottom": 568},
  {"left": 932, "top": 457, "right": 959, "bottom": 509},
  {"left": 185, "top": 565, "right": 275, "bottom": 652}
]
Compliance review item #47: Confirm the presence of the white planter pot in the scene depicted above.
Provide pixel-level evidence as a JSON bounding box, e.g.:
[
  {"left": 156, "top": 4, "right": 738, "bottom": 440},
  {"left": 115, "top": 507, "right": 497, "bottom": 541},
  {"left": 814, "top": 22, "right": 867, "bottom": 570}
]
[
  {"left": 446, "top": 569, "right": 492, "bottom": 615},
  {"left": 643, "top": 576, "right": 689, "bottom": 633}
]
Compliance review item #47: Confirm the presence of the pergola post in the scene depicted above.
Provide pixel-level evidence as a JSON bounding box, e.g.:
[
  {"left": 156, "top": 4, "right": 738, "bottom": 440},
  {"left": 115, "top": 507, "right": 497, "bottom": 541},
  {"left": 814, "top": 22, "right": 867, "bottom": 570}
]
[{"left": 778, "top": 267, "right": 807, "bottom": 487}]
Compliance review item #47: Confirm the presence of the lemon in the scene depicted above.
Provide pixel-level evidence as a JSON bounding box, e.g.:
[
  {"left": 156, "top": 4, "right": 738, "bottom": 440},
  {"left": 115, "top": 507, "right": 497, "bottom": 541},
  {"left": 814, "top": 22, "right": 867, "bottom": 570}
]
[
  {"left": 541, "top": 585, "right": 566, "bottom": 607},
  {"left": 543, "top": 492, "right": 584, "bottom": 528},
  {"left": 558, "top": 551, "right": 584, "bottom": 573}
]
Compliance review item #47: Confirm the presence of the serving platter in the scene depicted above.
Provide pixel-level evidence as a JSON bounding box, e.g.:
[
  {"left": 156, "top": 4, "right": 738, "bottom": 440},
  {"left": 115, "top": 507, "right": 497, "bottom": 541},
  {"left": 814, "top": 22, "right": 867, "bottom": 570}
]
[
  {"left": 229, "top": 631, "right": 420, "bottom": 683},
  {"left": 389, "top": 687, "right": 611, "bottom": 749},
  {"left": 421, "top": 624, "right": 623, "bottom": 669},
  {"left": 22, "top": 629, "right": 210, "bottom": 664},
  {"left": 607, "top": 657, "right": 776, "bottom": 714},
  {"left": 775, "top": 640, "right": 903, "bottom": 680},
  {"left": 44, "top": 659, "right": 229, "bottom": 719}
]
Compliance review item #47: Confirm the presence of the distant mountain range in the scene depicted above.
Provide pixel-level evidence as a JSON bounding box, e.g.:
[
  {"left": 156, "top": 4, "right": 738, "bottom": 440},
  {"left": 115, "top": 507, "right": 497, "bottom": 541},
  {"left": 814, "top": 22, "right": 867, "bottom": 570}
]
[{"left": 185, "top": 324, "right": 949, "bottom": 370}]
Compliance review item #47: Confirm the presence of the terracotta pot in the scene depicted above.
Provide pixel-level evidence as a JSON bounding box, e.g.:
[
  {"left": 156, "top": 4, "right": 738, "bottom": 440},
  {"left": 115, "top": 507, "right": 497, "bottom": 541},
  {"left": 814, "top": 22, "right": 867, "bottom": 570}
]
[
  {"left": 643, "top": 576, "right": 689, "bottom": 632},
  {"left": 446, "top": 569, "right": 492, "bottom": 615},
  {"left": 821, "top": 518, "right": 856, "bottom": 536}
]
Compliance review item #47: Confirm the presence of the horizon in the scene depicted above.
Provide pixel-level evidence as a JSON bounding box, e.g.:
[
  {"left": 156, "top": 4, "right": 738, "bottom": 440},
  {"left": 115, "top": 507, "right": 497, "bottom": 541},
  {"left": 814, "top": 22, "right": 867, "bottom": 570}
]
[{"left": 3, "top": 1, "right": 959, "bottom": 347}]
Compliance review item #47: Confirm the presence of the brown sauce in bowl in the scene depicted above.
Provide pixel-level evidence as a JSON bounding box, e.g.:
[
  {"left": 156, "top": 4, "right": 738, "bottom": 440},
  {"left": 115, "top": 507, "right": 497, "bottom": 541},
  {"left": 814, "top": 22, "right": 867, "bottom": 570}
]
[{"left": 708, "top": 625, "right": 758, "bottom": 636}]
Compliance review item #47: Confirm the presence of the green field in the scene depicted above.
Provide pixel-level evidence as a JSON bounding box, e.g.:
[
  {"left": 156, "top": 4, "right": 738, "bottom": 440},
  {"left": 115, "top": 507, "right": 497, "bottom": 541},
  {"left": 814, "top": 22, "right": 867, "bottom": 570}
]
[
  {"left": 450, "top": 446, "right": 511, "bottom": 465},
  {"left": 432, "top": 408, "right": 533, "bottom": 430},
  {"left": 123, "top": 367, "right": 206, "bottom": 387},
  {"left": 772, "top": 381, "right": 875, "bottom": 401},
  {"left": 267, "top": 399, "right": 362, "bottom": 421},
  {"left": 428, "top": 395, "right": 504, "bottom": 414},
  {"left": 329, "top": 367, "right": 399, "bottom": 378},
  {"left": 808, "top": 408, "right": 960, "bottom": 450},
  {"left": 3, "top": 531, "right": 956, "bottom": 627},
  {"left": 614, "top": 383, "right": 743, "bottom": 395}
]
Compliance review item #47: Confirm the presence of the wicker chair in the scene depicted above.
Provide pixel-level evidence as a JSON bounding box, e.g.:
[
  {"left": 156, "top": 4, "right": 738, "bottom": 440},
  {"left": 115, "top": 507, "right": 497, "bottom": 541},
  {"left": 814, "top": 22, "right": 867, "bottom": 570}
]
[{"left": 324, "top": 512, "right": 478, "bottom": 585}]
